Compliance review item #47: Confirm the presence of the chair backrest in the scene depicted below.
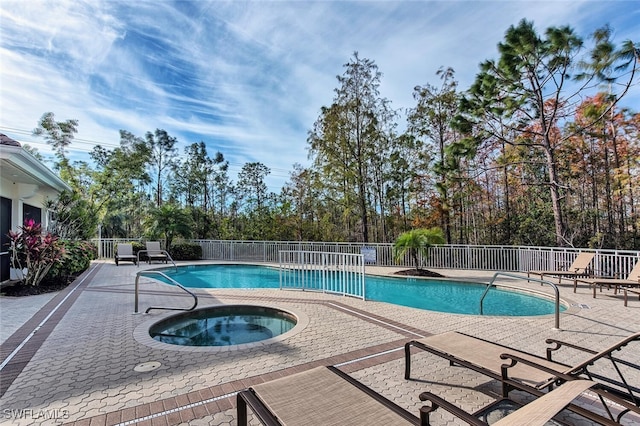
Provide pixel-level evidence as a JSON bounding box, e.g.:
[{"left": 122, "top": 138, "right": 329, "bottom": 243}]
[
  {"left": 626, "top": 261, "right": 640, "bottom": 281},
  {"left": 146, "top": 241, "right": 162, "bottom": 253},
  {"left": 570, "top": 252, "right": 595, "bottom": 272},
  {"left": 117, "top": 243, "right": 133, "bottom": 256}
]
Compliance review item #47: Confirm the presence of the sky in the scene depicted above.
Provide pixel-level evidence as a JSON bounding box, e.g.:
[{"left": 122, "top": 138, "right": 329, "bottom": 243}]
[{"left": 1, "top": 0, "right": 638, "bottom": 191}]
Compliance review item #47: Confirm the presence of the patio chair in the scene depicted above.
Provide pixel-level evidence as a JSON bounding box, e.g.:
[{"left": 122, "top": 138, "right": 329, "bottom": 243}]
[
  {"left": 114, "top": 243, "right": 137, "bottom": 266},
  {"left": 420, "top": 379, "right": 636, "bottom": 426},
  {"left": 527, "top": 252, "right": 595, "bottom": 288},
  {"left": 405, "top": 331, "right": 640, "bottom": 414},
  {"left": 237, "top": 366, "right": 428, "bottom": 426},
  {"left": 575, "top": 260, "right": 640, "bottom": 299},
  {"left": 145, "top": 241, "right": 168, "bottom": 264}
]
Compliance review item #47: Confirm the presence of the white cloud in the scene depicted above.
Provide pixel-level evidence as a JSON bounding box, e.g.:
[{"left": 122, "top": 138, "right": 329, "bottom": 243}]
[{"left": 1, "top": 0, "right": 637, "bottom": 191}]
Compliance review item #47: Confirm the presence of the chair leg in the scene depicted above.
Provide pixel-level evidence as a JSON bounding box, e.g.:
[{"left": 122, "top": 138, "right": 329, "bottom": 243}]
[
  {"left": 236, "top": 393, "right": 248, "bottom": 426},
  {"left": 404, "top": 342, "right": 413, "bottom": 379}
]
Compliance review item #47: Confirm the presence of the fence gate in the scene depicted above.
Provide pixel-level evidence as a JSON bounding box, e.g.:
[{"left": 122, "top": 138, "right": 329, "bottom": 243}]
[{"left": 278, "top": 251, "right": 365, "bottom": 299}]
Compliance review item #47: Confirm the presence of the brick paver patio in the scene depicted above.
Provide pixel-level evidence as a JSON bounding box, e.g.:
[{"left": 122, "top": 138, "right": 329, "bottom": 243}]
[{"left": 1, "top": 260, "right": 639, "bottom": 425}]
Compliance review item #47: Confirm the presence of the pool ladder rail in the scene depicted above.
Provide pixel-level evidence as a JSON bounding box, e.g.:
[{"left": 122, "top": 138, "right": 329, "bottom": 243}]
[
  {"left": 134, "top": 270, "right": 198, "bottom": 314},
  {"left": 480, "top": 272, "right": 560, "bottom": 329},
  {"left": 136, "top": 249, "right": 178, "bottom": 269}
]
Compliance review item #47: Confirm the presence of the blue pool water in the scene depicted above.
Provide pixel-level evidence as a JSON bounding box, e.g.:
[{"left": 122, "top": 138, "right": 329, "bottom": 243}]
[
  {"left": 150, "top": 264, "right": 564, "bottom": 316},
  {"left": 149, "top": 305, "right": 296, "bottom": 346}
]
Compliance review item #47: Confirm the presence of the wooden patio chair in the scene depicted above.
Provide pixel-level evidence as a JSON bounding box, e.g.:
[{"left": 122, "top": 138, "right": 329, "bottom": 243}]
[
  {"left": 237, "top": 366, "right": 428, "bottom": 426},
  {"left": 575, "top": 260, "right": 640, "bottom": 299},
  {"left": 114, "top": 243, "right": 137, "bottom": 266},
  {"left": 527, "top": 251, "right": 595, "bottom": 287},
  {"left": 405, "top": 331, "right": 640, "bottom": 422}
]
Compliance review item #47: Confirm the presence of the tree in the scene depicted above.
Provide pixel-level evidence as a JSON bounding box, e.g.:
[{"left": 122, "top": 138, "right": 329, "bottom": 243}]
[
  {"left": 308, "top": 52, "right": 394, "bottom": 242},
  {"left": 33, "top": 112, "right": 79, "bottom": 184},
  {"left": 146, "top": 129, "right": 177, "bottom": 207},
  {"left": 459, "top": 20, "right": 638, "bottom": 246},
  {"left": 237, "top": 162, "right": 270, "bottom": 210},
  {"left": 45, "top": 190, "right": 98, "bottom": 240},
  {"left": 408, "top": 67, "right": 460, "bottom": 242},
  {"left": 144, "top": 203, "right": 193, "bottom": 251},
  {"left": 393, "top": 227, "right": 445, "bottom": 270}
]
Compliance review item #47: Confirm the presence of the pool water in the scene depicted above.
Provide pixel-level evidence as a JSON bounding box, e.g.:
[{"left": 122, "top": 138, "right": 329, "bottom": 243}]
[
  {"left": 149, "top": 305, "right": 296, "bottom": 346},
  {"left": 151, "top": 264, "right": 564, "bottom": 316}
]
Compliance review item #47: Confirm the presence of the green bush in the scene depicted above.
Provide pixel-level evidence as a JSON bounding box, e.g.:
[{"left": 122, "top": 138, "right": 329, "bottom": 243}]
[
  {"left": 170, "top": 242, "right": 202, "bottom": 260},
  {"left": 48, "top": 240, "right": 97, "bottom": 280}
]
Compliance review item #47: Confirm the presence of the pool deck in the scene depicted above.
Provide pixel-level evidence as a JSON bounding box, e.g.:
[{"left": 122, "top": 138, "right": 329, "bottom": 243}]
[{"left": 1, "top": 260, "right": 639, "bottom": 425}]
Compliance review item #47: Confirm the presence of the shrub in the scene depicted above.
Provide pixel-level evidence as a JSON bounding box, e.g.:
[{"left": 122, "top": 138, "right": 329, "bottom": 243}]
[
  {"left": 48, "top": 240, "right": 97, "bottom": 280},
  {"left": 8, "top": 219, "right": 65, "bottom": 286},
  {"left": 170, "top": 242, "right": 202, "bottom": 260}
]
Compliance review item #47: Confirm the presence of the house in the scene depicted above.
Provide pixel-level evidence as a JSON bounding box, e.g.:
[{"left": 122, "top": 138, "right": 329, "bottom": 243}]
[{"left": 0, "top": 133, "right": 71, "bottom": 282}]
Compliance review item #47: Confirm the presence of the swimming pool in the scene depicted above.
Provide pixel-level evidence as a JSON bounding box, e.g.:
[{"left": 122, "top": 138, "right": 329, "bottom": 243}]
[{"left": 148, "top": 264, "right": 565, "bottom": 316}]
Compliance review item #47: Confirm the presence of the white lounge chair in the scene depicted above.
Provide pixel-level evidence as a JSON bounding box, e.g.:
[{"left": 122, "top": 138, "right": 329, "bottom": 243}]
[
  {"left": 527, "top": 252, "right": 595, "bottom": 289},
  {"left": 115, "top": 243, "right": 137, "bottom": 266},
  {"left": 145, "top": 241, "right": 168, "bottom": 264}
]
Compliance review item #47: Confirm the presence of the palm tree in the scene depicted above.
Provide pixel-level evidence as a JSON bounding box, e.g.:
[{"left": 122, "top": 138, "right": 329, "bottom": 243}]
[
  {"left": 393, "top": 228, "right": 445, "bottom": 270},
  {"left": 144, "top": 203, "right": 193, "bottom": 252}
]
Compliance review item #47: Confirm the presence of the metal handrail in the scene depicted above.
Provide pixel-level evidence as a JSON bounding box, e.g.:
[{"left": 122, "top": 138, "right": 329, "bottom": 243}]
[
  {"left": 480, "top": 272, "right": 561, "bottom": 329},
  {"left": 136, "top": 249, "right": 177, "bottom": 270},
  {"left": 134, "top": 270, "right": 198, "bottom": 314}
]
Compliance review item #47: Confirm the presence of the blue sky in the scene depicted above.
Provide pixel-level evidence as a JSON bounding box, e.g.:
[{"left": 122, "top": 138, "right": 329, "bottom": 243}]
[{"left": 1, "top": 1, "right": 638, "bottom": 191}]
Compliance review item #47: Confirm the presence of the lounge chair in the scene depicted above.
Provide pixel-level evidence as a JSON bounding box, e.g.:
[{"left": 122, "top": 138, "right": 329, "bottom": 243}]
[
  {"left": 237, "top": 366, "right": 427, "bottom": 426},
  {"left": 575, "top": 260, "right": 640, "bottom": 298},
  {"left": 527, "top": 252, "right": 595, "bottom": 289},
  {"left": 145, "top": 241, "right": 168, "bottom": 264},
  {"left": 405, "top": 331, "right": 640, "bottom": 414},
  {"left": 420, "top": 379, "right": 640, "bottom": 426},
  {"left": 115, "top": 243, "right": 137, "bottom": 266}
]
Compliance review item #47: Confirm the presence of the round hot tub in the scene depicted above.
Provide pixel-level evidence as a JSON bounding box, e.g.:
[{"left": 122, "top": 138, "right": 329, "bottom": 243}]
[{"left": 149, "top": 305, "right": 298, "bottom": 347}]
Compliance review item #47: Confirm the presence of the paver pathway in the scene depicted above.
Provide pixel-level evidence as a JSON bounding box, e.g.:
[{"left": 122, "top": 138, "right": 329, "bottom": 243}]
[{"left": 0, "top": 261, "right": 639, "bottom": 425}]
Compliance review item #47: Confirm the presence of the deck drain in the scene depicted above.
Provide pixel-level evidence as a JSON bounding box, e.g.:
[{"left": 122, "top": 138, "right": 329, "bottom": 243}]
[
  {"left": 571, "top": 303, "right": 591, "bottom": 309},
  {"left": 134, "top": 361, "right": 161, "bottom": 372}
]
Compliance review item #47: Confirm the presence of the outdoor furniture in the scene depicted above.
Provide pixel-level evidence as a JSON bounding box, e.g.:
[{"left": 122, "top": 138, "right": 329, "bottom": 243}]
[
  {"left": 145, "top": 241, "right": 168, "bottom": 264},
  {"left": 421, "top": 379, "right": 617, "bottom": 426},
  {"left": 527, "top": 252, "right": 595, "bottom": 288},
  {"left": 114, "top": 243, "right": 137, "bottom": 266},
  {"left": 237, "top": 365, "right": 428, "bottom": 426},
  {"left": 404, "top": 331, "right": 640, "bottom": 413},
  {"left": 575, "top": 260, "right": 640, "bottom": 298}
]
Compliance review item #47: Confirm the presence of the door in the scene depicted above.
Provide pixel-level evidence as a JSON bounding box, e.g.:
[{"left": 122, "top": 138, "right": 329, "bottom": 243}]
[{"left": 0, "top": 197, "right": 11, "bottom": 282}]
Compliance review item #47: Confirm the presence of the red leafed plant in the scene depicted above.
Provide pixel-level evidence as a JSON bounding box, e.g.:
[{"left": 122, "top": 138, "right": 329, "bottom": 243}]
[{"left": 8, "top": 219, "right": 66, "bottom": 287}]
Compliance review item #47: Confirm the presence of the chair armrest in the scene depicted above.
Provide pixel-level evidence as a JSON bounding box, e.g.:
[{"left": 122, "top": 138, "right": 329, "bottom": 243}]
[
  {"left": 545, "top": 338, "right": 598, "bottom": 361},
  {"left": 418, "top": 392, "right": 488, "bottom": 426},
  {"left": 499, "top": 352, "right": 572, "bottom": 389}
]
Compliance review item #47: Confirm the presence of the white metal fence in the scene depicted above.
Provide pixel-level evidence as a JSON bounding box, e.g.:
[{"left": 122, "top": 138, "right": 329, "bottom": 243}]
[
  {"left": 91, "top": 238, "right": 639, "bottom": 278},
  {"left": 278, "top": 251, "right": 365, "bottom": 299}
]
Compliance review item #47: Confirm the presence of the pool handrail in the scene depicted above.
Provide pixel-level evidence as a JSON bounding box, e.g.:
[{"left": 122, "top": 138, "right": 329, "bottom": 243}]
[
  {"left": 134, "top": 270, "right": 198, "bottom": 314},
  {"left": 480, "top": 272, "right": 561, "bottom": 329},
  {"left": 136, "top": 249, "right": 177, "bottom": 269}
]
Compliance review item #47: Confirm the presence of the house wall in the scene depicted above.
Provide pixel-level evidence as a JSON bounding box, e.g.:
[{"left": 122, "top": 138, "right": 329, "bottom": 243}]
[{"left": 0, "top": 175, "right": 58, "bottom": 230}]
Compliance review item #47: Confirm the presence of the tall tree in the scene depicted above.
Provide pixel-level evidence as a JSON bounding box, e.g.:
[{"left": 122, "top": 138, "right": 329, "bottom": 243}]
[
  {"left": 308, "top": 52, "right": 393, "bottom": 242},
  {"left": 33, "top": 112, "right": 79, "bottom": 184},
  {"left": 146, "top": 129, "right": 177, "bottom": 207},
  {"left": 458, "top": 20, "right": 638, "bottom": 246},
  {"left": 237, "top": 162, "right": 270, "bottom": 211},
  {"left": 408, "top": 67, "right": 460, "bottom": 242}
]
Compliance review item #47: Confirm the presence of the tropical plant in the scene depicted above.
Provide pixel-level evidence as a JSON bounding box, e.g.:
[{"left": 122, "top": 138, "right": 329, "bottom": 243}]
[
  {"left": 144, "top": 203, "right": 193, "bottom": 252},
  {"left": 48, "top": 240, "right": 96, "bottom": 281},
  {"left": 7, "top": 219, "right": 66, "bottom": 286},
  {"left": 393, "top": 227, "right": 445, "bottom": 270}
]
